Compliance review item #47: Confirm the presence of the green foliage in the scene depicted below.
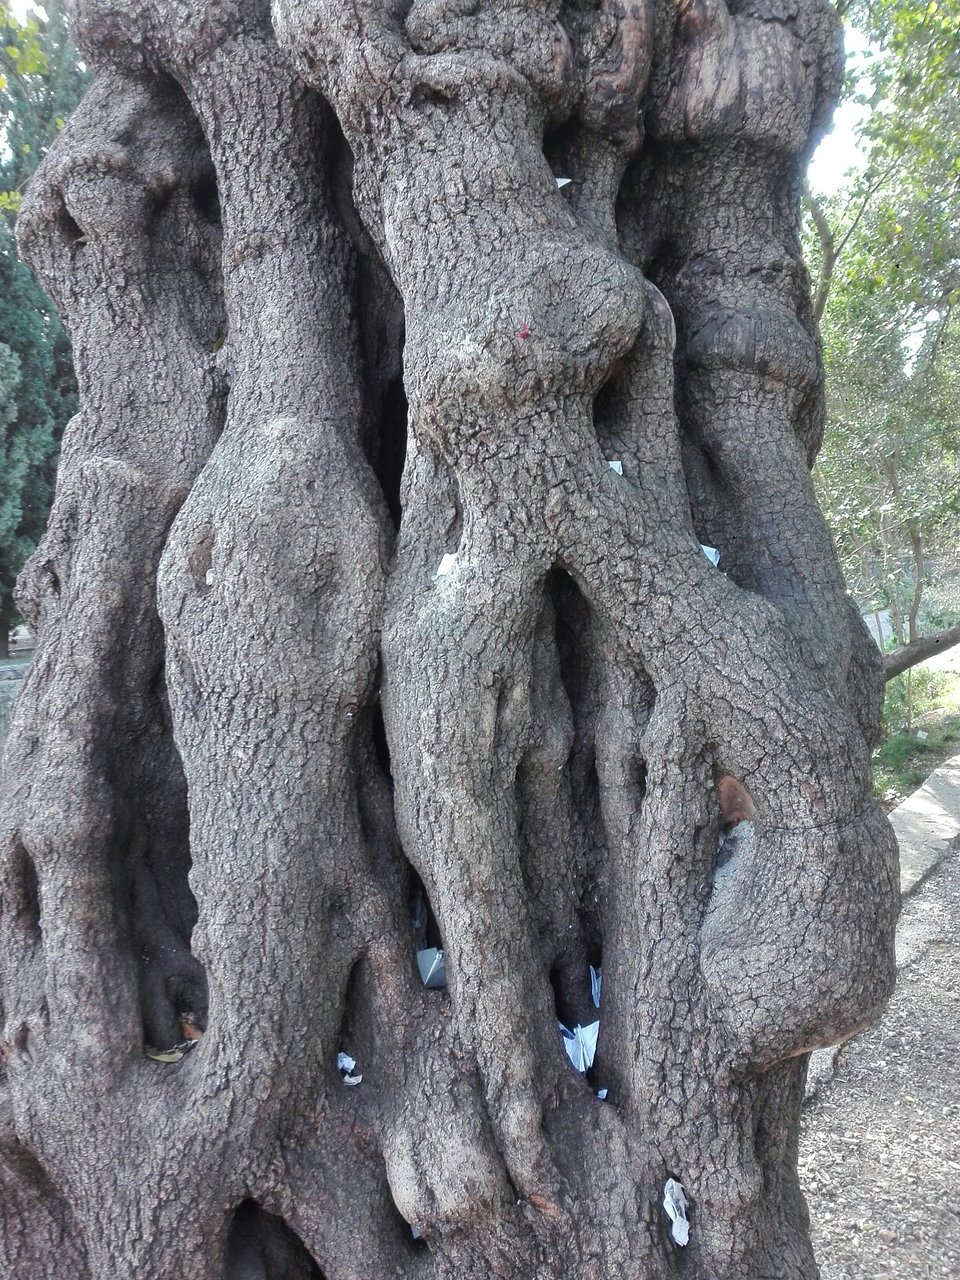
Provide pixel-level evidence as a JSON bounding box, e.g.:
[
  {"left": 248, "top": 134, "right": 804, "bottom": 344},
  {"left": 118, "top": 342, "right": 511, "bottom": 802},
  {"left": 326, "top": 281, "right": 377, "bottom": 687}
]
[
  {"left": 1, "top": 2, "right": 86, "bottom": 200},
  {"left": 815, "top": 302, "right": 960, "bottom": 624},
  {"left": 918, "top": 602, "right": 960, "bottom": 632},
  {"left": 807, "top": 0, "right": 960, "bottom": 636},
  {"left": 881, "top": 665, "right": 949, "bottom": 733},
  {"left": 873, "top": 713, "right": 960, "bottom": 797},
  {"left": 0, "top": 340, "right": 27, "bottom": 548},
  {"left": 0, "top": 6, "right": 46, "bottom": 91},
  {"left": 872, "top": 666, "right": 960, "bottom": 798},
  {"left": 838, "top": 0, "right": 960, "bottom": 310},
  {"left": 0, "top": 1, "right": 89, "bottom": 634}
]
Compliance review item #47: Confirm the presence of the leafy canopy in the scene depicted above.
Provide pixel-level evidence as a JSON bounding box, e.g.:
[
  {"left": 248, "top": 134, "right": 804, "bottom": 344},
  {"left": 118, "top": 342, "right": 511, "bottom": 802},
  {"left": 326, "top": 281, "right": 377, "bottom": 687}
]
[
  {"left": 0, "top": 1, "right": 88, "bottom": 634},
  {"left": 809, "top": 0, "right": 960, "bottom": 636}
]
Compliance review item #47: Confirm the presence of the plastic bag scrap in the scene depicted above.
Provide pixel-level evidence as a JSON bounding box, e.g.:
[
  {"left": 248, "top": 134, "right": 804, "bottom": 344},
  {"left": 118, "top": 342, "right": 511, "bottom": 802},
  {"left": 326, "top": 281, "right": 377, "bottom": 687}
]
[
  {"left": 437, "top": 553, "right": 457, "bottom": 576},
  {"left": 662, "top": 1178, "right": 690, "bottom": 1246},
  {"left": 556, "top": 176, "right": 572, "bottom": 188},
  {"left": 145, "top": 1043, "right": 193, "bottom": 1063},
  {"left": 559, "top": 1020, "right": 599, "bottom": 1073},
  {"left": 607, "top": 460, "right": 623, "bottom": 475},
  {"left": 337, "top": 1051, "right": 362, "bottom": 1087},
  {"left": 144, "top": 1012, "right": 205, "bottom": 1062},
  {"left": 700, "top": 545, "right": 720, "bottom": 568},
  {"left": 559, "top": 966, "right": 606, "bottom": 1092},
  {"left": 417, "top": 947, "right": 446, "bottom": 989}
]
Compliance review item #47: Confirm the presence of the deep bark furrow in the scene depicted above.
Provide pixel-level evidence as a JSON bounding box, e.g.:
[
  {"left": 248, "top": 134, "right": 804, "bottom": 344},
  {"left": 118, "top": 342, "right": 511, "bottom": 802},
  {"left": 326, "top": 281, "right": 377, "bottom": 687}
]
[
  {"left": 276, "top": 2, "right": 898, "bottom": 1275},
  {"left": 0, "top": 65, "right": 229, "bottom": 1278}
]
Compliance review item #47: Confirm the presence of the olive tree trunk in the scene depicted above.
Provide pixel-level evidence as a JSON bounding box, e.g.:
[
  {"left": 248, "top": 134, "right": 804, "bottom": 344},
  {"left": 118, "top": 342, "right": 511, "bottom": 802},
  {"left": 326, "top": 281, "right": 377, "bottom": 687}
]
[{"left": 0, "top": 3, "right": 899, "bottom": 1278}]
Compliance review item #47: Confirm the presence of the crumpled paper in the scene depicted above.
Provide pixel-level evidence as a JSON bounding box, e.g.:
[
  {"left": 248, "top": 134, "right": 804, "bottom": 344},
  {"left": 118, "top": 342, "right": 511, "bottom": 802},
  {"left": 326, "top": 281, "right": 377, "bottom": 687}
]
[
  {"left": 337, "top": 1051, "right": 362, "bottom": 1086},
  {"left": 662, "top": 1178, "right": 690, "bottom": 1246}
]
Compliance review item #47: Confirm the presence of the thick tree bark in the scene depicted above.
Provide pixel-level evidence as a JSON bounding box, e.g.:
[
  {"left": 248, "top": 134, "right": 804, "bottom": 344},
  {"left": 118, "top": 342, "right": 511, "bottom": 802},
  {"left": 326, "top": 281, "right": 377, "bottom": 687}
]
[{"left": 0, "top": 3, "right": 899, "bottom": 1279}]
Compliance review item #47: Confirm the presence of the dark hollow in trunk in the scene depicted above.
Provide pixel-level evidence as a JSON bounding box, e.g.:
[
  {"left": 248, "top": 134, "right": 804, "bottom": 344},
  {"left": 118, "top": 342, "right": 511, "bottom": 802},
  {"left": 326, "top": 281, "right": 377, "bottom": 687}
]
[{"left": 0, "top": 2, "right": 899, "bottom": 1278}]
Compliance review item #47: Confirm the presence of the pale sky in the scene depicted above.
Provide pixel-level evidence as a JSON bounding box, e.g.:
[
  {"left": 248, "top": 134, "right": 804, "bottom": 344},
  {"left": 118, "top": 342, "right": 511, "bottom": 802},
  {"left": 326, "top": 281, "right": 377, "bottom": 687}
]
[{"left": 807, "top": 26, "right": 872, "bottom": 196}]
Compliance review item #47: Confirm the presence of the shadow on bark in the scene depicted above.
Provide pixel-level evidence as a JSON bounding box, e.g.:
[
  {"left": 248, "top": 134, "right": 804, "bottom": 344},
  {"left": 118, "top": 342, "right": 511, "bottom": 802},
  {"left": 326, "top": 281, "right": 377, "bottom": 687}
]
[{"left": 227, "top": 1200, "right": 326, "bottom": 1280}]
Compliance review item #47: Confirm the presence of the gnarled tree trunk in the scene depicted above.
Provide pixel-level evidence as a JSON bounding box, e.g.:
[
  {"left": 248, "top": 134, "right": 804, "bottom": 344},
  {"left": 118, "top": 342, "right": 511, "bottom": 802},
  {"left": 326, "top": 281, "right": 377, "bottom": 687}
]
[{"left": 0, "top": 2, "right": 899, "bottom": 1278}]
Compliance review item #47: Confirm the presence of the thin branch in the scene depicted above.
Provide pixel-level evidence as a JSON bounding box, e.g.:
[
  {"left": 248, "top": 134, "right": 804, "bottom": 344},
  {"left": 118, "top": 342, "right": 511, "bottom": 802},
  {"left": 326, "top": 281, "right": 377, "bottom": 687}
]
[
  {"left": 833, "top": 160, "right": 899, "bottom": 261},
  {"left": 884, "top": 623, "right": 960, "bottom": 681},
  {"left": 803, "top": 179, "right": 835, "bottom": 324},
  {"left": 806, "top": 159, "right": 903, "bottom": 322}
]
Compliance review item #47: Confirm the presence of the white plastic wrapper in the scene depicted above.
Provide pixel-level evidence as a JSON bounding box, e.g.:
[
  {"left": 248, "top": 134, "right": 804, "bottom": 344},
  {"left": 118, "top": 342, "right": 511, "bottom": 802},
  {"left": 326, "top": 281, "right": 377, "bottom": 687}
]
[
  {"left": 437, "top": 553, "right": 457, "bottom": 576},
  {"left": 559, "top": 1020, "right": 599, "bottom": 1073},
  {"left": 607, "top": 460, "right": 624, "bottom": 475},
  {"left": 417, "top": 947, "right": 446, "bottom": 989},
  {"left": 555, "top": 176, "right": 572, "bottom": 188},
  {"left": 590, "top": 965, "right": 602, "bottom": 1010},
  {"left": 662, "top": 1178, "right": 690, "bottom": 1246},
  {"left": 700, "top": 545, "right": 720, "bottom": 567},
  {"left": 337, "top": 1051, "right": 362, "bottom": 1086}
]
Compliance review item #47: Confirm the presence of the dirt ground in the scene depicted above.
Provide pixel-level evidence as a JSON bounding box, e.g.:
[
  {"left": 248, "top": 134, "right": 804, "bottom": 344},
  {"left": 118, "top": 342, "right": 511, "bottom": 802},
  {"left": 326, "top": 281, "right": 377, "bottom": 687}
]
[{"left": 799, "top": 842, "right": 960, "bottom": 1279}]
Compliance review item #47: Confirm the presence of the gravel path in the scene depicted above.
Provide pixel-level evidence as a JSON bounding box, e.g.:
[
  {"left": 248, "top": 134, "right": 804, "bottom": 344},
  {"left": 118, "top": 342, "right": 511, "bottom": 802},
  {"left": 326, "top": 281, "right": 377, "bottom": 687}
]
[{"left": 799, "top": 842, "right": 960, "bottom": 1279}]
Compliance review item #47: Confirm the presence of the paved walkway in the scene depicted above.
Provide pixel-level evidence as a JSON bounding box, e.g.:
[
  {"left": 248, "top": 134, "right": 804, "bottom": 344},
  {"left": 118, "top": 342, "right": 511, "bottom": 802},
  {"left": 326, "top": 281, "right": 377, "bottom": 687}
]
[
  {"left": 800, "top": 838, "right": 960, "bottom": 1278},
  {"left": 801, "top": 732, "right": 960, "bottom": 1278},
  {"left": 807, "top": 749, "right": 960, "bottom": 1096}
]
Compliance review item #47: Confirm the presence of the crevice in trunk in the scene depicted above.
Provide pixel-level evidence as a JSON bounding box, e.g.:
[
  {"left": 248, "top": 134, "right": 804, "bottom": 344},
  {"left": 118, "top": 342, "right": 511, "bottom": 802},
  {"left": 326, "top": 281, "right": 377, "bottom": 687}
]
[
  {"left": 541, "top": 118, "right": 579, "bottom": 179},
  {"left": 187, "top": 530, "right": 216, "bottom": 595},
  {"left": 386, "top": 1196, "right": 429, "bottom": 1252},
  {"left": 119, "top": 685, "right": 208, "bottom": 1056},
  {"left": 370, "top": 694, "right": 392, "bottom": 785},
  {"left": 591, "top": 360, "right": 634, "bottom": 461},
  {"left": 549, "top": 569, "right": 607, "bottom": 958},
  {"left": 370, "top": 375, "right": 408, "bottom": 531},
  {"left": 334, "top": 956, "right": 382, "bottom": 1096},
  {"left": 551, "top": 569, "right": 594, "bottom": 740},
  {"left": 408, "top": 867, "right": 444, "bottom": 954},
  {"left": 324, "top": 106, "right": 408, "bottom": 533},
  {"left": 407, "top": 866, "right": 447, "bottom": 999},
  {"left": 190, "top": 167, "right": 221, "bottom": 225},
  {"left": 129, "top": 843, "right": 208, "bottom": 1056},
  {"left": 53, "top": 200, "right": 84, "bottom": 249},
  {"left": 226, "top": 1199, "right": 326, "bottom": 1280},
  {"left": 0, "top": 1142, "right": 91, "bottom": 1280},
  {"left": 548, "top": 957, "right": 600, "bottom": 1057},
  {"left": 9, "top": 841, "right": 42, "bottom": 943}
]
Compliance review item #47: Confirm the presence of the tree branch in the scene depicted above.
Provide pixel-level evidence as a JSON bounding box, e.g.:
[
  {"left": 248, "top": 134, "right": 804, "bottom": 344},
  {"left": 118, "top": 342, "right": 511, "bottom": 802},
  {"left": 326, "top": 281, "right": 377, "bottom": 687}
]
[
  {"left": 884, "top": 623, "right": 960, "bottom": 681},
  {"left": 803, "top": 180, "right": 835, "bottom": 324},
  {"left": 804, "top": 160, "right": 901, "bottom": 323}
]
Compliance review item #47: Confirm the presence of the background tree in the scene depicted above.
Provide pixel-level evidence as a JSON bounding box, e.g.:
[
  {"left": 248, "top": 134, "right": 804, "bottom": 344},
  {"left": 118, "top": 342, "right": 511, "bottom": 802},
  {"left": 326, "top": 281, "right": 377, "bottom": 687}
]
[
  {"left": 806, "top": 0, "right": 960, "bottom": 678},
  {"left": 815, "top": 290, "right": 960, "bottom": 677},
  {"left": 0, "top": 340, "right": 31, "bottom": 593},
  {"left": 0, "top": 0, "right": 88, "bottom": 655},
  {"left": 0, "top": 2, "right": 899, "bottom": 1278}
]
